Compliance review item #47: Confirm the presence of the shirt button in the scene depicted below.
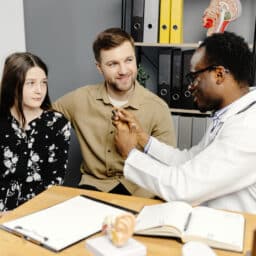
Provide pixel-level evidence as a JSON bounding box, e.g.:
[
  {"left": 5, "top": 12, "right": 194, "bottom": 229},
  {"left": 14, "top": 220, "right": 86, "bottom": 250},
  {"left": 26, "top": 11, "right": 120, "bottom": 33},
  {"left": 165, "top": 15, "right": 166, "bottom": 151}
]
[
  {"left": 110, "top": 131, "right": 113, "bottom": 134},
  {"left": 107, "top": 149, "right": 111, "bottom": 153},
  {"left": 107, "top": 169, "right": 113, "bottom": 177}
]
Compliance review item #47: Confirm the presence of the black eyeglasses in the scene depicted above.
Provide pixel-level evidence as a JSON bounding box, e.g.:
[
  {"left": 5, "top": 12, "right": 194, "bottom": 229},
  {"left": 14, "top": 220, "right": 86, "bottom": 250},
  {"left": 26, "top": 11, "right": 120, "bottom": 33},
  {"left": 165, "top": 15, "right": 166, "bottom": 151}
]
[{"left": 185, "top": 65, "right": 218, "bottom": 85}]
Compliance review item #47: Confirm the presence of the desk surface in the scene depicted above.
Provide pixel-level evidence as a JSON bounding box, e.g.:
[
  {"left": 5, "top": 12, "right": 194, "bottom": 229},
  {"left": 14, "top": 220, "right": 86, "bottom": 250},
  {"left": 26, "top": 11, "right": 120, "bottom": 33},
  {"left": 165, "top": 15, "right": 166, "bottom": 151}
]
[{"left": 0, "top": 185, "right": 254, "bottom": 256}]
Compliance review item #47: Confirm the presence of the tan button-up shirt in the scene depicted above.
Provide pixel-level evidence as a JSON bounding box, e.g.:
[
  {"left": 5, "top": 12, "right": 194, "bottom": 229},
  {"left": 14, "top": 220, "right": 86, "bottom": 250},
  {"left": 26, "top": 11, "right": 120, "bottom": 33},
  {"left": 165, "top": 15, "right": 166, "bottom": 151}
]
[{"left": 53, "top": 82, "right": 176, "bottom": 197}]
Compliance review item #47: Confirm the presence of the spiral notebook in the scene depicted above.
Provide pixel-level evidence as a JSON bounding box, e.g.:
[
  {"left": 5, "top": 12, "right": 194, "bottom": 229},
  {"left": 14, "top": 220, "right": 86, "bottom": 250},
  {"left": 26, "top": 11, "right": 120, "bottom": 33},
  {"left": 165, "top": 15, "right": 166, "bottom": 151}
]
[{"left": 0, "top": 195, "right": 136, "bottom": 252}]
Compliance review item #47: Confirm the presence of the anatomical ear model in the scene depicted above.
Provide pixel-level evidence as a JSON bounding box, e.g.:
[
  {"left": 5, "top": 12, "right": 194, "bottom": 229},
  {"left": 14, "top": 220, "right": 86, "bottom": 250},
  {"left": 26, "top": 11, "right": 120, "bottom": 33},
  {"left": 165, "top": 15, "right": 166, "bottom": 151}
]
[
  {"left": 203, "top": 0, "right": 242, "bottom": 36},
  {"left": 101, "top": 213, "right": 136, "bottom": 247}
]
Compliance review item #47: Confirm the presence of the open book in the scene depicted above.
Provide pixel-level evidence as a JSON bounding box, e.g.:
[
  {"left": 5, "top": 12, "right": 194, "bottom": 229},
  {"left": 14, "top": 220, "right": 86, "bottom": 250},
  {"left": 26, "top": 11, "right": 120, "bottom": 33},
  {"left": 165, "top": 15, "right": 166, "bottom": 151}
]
[{"left": 135, "top": 201, "right": 245, "bottom": 252}]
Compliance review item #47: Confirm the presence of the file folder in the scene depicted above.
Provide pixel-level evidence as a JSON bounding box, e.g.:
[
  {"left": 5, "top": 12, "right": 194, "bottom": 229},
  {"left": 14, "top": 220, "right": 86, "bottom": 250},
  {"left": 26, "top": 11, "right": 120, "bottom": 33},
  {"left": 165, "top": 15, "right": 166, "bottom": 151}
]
[
  {"left": 131, "top": 0, "right": 145, "bottom": 42},
  {"left": 181, "top": 49, "right": 196, "bottom": 109},
  {"left": 170, "top": 48, "right": 182, "bottom": 108},
  {"left": 122, "top": 0, "right": 132, "bottom": 35},
  {"left": 159, "top": 0, "right": 171, "bottom": 43},
  {"left": 143, "top": 0, "right": 159, "bottom": 43},
  {"left": 157, "top": 47, "right": 172, "bottom": 106},
  {"left": 170, "top": 0, "right": 183, "bottom": 43}
]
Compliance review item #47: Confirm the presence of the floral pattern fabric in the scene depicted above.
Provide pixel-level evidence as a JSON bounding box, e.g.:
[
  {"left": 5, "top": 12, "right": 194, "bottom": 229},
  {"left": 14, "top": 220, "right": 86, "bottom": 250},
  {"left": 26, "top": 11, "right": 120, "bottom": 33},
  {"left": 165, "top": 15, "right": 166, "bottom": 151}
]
[{"left": 0, "top": 111, "right": 71, "bottom": 211}]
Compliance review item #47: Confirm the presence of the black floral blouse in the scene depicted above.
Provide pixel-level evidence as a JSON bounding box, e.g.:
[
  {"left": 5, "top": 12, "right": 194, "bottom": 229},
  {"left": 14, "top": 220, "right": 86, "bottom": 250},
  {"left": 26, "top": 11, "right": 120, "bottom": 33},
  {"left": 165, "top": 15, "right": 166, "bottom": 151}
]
[{"left": 0, "top": 111, "right": 71, "bottom": 211}]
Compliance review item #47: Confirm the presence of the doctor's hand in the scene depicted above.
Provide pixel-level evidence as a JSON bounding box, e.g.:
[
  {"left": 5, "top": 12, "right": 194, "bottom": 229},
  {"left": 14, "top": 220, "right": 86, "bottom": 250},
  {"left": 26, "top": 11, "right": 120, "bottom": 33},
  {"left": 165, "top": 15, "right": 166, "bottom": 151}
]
[{"left": 112, "top": 108, "right": 150, "bottom": 151}]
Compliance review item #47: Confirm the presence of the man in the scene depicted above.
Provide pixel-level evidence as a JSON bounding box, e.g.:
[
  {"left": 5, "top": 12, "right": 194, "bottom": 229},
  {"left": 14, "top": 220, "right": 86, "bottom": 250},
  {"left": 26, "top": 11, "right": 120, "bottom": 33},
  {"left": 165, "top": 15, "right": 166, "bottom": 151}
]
[
  {"left": 53, "top": 27, "right": 176, "bottom": 197},
  {"left": 113, "top": 31, "right": 256, "bottom": 213}
]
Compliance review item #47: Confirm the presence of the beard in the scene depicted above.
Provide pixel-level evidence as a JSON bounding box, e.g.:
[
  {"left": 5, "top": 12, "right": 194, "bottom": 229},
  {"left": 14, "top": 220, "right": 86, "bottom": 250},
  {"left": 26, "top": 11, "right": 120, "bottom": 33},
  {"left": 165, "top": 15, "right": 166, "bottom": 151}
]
[
  {"left": 106, "top": 76, "right": 135, "bottom": 93},
  {"left": 193, "top": 90, "right": 222, "bottom": 113}
]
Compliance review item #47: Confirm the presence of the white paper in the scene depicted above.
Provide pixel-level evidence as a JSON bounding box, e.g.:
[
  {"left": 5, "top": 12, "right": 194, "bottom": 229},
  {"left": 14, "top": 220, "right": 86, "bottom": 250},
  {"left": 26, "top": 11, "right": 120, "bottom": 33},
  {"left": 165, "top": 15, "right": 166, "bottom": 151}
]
[{"left": 1, "top": 196, "right": 128, "bottom": 251}]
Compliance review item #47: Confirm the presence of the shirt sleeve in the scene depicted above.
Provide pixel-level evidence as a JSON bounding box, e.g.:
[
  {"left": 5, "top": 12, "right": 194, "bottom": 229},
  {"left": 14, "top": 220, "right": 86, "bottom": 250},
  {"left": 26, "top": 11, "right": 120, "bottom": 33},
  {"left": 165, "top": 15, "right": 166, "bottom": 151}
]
[
  {"left": 52, "top": 91, "right": 75, "bottom": 122},
  {"left": 146, "top": 136, "right": 203, "bottom": 166},
  {"left": 124, "top": 116, "right": 256, "bottom": 206},
  {"left": 39, "top": 117, "right": 71, "bottom": 190}
]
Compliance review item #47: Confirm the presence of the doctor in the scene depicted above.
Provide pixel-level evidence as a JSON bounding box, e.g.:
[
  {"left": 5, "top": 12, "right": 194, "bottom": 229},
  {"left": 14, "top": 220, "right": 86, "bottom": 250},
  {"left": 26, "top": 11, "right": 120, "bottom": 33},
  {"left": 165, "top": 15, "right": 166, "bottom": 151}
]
[{"left": 113, "top": 31, "right": 256, "bottom": 213}]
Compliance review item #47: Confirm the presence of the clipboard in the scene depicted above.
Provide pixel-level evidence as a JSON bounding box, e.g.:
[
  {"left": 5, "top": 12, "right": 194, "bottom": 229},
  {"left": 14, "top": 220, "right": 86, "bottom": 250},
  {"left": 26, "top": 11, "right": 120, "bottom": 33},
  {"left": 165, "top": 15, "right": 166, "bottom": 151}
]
[{"left": 0, "top": 195, "right": 137, "bottom": 252}]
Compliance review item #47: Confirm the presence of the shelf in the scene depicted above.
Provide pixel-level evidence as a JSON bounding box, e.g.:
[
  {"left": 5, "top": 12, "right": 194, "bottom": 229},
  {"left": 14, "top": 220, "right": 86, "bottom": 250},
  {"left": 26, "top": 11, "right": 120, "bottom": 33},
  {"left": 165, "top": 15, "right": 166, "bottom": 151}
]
[
  {"left": 135, "top": 42, "right": 199, "bottom": 48},
  {"left": 135, "top": 42, "right": 253, "bottom": 50},
  {"left": 170, "top": 108, "right": 211, "bottom": 116}
]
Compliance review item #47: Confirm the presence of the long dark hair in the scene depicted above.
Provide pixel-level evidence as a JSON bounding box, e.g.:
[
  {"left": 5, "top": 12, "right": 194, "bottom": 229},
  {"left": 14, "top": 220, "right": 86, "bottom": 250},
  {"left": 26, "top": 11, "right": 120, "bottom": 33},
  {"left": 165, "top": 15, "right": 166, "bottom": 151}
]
[{"left": 0, "top": 52, "right": 51, "bottom": 126}]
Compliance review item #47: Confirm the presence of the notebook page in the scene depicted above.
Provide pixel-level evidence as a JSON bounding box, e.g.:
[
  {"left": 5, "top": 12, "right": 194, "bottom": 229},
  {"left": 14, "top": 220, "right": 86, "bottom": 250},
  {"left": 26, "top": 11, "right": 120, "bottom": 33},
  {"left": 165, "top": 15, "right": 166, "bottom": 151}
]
[
  {"left": 135, "top": 201, "right": 192, "bottom": 234},
  {"left": 184, "top": 206, "right": 244, "bottom": 250}
]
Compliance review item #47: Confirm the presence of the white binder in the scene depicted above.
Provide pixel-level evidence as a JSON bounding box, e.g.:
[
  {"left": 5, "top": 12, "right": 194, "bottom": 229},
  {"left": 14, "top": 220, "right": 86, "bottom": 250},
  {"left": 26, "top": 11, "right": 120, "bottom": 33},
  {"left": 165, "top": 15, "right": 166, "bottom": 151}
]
[{"left": 143, "top": 0, "right": 159, "bottom": 43}]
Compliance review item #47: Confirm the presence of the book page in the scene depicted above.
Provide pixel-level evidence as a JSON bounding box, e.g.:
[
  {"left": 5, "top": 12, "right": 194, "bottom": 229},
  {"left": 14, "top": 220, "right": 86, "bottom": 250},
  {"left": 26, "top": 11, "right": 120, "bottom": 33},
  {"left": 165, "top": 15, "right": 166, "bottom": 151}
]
[
  {"left": 1, "top": 196, "right": 128, "bottom": 251},
  {"left": 183, "top": 206, "right": 244, "bottom": 251},
  {"left": 135, "top": 201, "right": 192, "bottom": 236}
]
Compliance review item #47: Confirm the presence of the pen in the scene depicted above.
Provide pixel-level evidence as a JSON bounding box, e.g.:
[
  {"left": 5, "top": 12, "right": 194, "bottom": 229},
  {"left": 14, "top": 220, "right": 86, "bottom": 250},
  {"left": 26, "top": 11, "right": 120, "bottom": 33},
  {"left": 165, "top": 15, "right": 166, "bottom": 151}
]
[{"left": 184, "top": 212, "right": 192, "bottom": 232}]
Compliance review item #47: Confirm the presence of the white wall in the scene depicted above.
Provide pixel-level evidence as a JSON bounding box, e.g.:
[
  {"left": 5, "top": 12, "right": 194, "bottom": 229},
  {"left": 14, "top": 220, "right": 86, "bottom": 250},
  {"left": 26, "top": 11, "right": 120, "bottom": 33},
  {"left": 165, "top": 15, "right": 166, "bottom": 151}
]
[{"left": 0, "top": 0, "right": 26, "bottom": 78}]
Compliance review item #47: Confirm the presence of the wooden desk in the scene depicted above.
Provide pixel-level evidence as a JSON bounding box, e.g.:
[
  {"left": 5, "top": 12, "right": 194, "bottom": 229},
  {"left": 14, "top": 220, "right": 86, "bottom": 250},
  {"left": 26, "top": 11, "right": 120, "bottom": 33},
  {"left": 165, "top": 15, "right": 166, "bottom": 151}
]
[{"left": 0, "top": 185, "right": 254, "bottom": 256}]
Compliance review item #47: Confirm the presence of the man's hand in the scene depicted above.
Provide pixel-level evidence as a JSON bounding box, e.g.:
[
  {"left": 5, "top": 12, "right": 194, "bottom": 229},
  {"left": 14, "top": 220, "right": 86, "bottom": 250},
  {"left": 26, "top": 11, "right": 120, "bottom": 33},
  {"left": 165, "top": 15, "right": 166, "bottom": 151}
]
[
  {"left": 113, "top": 119, "right": 137, "bottom": 159},
  {"left": 112, "top": 108, "right": 150, "bottom": 157}
]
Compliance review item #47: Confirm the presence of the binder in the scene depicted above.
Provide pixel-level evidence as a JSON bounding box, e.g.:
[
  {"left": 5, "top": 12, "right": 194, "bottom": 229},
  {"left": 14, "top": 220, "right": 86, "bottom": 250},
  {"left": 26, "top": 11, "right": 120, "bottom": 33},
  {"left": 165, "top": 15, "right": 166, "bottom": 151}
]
[
  {"left": 181, "top": 49, "right": 196, "bottom": 109},
  {"left": 157, "top": 47, "right": 172, "bottom": 106},
  {"left": 131, "top": 0, "right": 145, "bottom": 42},
  {"left": 0, "top": 195, "right": 136, "bottom": 252},
  {"left": 170, "top": 48, "right": 182, "bottom": 108},
  {"left": 122, "top": 0, "right": 132, "bottom": 35},
  {"left": 159, "top": 0, "right": 171, "bottom": 43},
  {"left": 143, "top": 0, "right": 159, "bottom": 43},
  {"left": 169, "top": 0, "right": 183, "bottom": 43}
]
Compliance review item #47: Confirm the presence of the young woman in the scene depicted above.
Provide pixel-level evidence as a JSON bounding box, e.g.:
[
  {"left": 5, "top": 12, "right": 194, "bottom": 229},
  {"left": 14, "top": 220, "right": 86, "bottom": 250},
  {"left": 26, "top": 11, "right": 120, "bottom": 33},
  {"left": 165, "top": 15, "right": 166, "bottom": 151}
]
[{"left": 0, "top": 52, "right": 71, "bottom": 211}]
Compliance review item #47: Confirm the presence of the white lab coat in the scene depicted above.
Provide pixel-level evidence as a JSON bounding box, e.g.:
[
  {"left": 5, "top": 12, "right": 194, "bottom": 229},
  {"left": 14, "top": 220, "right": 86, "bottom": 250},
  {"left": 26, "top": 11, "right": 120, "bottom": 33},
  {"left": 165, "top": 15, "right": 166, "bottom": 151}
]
[{"left": 124, "top": 89, "right": 256, "bottom": 213}]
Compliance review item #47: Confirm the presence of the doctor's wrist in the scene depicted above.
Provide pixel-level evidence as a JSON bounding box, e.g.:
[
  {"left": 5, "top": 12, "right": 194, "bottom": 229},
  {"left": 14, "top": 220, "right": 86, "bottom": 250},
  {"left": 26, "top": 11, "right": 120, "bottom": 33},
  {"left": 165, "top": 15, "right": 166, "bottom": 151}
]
[{"left": 137, "top": 132, "right": 150, "bottom": 151}]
